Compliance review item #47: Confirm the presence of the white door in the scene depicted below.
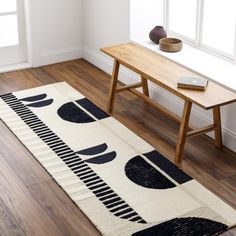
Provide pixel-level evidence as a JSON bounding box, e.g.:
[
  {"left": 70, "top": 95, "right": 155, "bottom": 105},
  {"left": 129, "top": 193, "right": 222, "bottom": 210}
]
[{"left": 0, "top": 0, "right": 27, "bottom": 67}]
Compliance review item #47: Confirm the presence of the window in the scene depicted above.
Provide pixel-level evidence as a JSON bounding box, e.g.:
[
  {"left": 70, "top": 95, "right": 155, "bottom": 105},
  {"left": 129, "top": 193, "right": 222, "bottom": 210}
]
[
  {"left": 0, "top": 0, "right": 19, "bottom": 47},
  {"left": 0, "top": 0, "right": 27, "bottom": 67},
  {"left": 168, "top": 0, "right": 197, "bottom": 41},
  {"left": 165, "top": 0, "right": 236, "bottom": 62}
]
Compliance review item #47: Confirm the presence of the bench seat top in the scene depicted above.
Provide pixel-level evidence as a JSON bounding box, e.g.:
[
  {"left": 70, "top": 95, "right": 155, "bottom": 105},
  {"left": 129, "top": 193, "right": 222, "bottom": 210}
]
[{"left": 101, "top": 43, "right": 236, "bottom": 110}]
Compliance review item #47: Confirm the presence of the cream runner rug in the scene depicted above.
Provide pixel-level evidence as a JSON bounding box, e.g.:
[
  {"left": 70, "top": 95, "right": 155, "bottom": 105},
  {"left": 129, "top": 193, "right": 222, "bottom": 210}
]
[{"left": 0, "top": 82, "right": 236, "bottom": 236}]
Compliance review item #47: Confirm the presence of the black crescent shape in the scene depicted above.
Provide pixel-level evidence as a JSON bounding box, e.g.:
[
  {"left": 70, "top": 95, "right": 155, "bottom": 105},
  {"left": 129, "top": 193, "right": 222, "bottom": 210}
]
[
  {"left": 76, "top": 143, "right": 108, "bottom": 155},
  {"left": 27, "top": 99, "right": 53, "bottom": 108},
  {"left": 20, "top": 93, "right": 47, "bottom": 102},
  {"left": 85, "top": 151, "right": 117, "bottom": 164}
]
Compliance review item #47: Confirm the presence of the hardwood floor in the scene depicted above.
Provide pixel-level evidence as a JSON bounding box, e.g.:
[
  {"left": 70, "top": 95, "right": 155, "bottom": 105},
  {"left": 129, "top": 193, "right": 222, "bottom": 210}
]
[{"left": 0, "top": 59, "right": 235, "bottom": 235}]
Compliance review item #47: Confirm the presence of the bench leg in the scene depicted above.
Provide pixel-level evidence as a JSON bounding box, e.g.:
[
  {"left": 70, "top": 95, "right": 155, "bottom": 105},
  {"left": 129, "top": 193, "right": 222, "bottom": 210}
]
[
  {"left": 175, "top": 100, "right": 192, "bottom": 163},
  {"left": 107, "top": 59, "right": 120, "bottom": 113},
  {"left": 213, "top": 107, "right": 223, "bottom": 148},
  {"left": 141, "top": 76, "right": 149, "bottom": 97}
]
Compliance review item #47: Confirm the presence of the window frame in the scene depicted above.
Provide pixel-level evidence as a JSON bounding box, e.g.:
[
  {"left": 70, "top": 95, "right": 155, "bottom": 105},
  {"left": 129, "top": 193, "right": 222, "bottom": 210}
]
[{"left": 164, "top": 0, "right": 236, "bottom": 64}]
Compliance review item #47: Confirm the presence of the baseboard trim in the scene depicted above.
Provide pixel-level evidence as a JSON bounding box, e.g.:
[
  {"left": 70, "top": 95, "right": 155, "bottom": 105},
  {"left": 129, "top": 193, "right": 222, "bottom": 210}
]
[
  {"left": 0, "top": 63, "right": 32, "bottom": 73},
  {"left": 83, "top": 47, "right": 236, "bottom": 153},
  {"left": 40, "top": 46, "right": 83, "bottom": 66}
]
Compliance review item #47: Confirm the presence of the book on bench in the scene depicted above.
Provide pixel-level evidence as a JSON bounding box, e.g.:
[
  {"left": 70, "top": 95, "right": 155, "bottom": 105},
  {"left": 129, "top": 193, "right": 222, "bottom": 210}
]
[{"left": 177, "top": 76, "right": 209, "bottom": 91}]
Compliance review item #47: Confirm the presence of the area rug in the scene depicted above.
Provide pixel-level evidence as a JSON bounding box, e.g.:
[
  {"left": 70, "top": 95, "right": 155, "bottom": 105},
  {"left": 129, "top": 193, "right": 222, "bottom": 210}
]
[{"left": 0, "top": 82, "right": 236, "bottom": 236}]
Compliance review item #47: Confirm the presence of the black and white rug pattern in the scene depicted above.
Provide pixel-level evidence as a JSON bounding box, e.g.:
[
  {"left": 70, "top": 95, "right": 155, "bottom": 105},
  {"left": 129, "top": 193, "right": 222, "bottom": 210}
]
[{"left": 0, "top": 82, "right": 236, "bottom": 236}]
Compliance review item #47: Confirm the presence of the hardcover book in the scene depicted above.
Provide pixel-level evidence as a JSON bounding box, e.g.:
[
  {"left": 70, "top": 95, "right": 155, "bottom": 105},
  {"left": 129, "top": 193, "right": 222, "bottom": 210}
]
[{"left": 177, "top": 76, "right": 209, "bottom": 91}]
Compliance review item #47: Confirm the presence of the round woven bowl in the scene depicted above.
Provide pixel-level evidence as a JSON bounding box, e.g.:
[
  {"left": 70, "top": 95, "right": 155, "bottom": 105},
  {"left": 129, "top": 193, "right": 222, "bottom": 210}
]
[{"left": 159, "top": 38, "right": 183, "bottom": 52}]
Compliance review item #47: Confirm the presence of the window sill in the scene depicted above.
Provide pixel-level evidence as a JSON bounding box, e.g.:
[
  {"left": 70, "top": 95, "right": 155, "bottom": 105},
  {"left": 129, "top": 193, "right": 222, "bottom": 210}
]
[{"left": 132, "top": 39, "right": 236, "bottom": 93}]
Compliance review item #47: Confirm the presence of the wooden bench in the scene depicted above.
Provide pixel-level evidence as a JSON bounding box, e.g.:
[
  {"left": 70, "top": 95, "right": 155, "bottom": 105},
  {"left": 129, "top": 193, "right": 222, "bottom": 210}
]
[{"left": 101, "top": 43, "right": 236, "bottom": 163}]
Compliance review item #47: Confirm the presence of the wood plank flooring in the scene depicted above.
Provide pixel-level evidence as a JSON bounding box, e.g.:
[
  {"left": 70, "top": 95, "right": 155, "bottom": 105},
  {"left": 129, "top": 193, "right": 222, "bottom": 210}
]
[{"left": 0, "top": 59, "right": 235, "bottom": 235}]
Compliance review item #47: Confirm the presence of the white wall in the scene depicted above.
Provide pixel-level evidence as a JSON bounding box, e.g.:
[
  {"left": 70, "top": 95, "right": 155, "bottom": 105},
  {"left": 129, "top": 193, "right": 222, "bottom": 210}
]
[
  {"left": 83, "top": 0, "right": 130, "bottom": 52},
  {"left": 29, "top": 0, "right": 83, "bottom": 67},
  {"left": 82, "top": 0, "right": 130, "bottom": 74},
  {"left": 82, "top": 0, "right": 236, "bottom": 153},
  {"left": 130, "top": 0, "right": 164, "bottom": 40}
]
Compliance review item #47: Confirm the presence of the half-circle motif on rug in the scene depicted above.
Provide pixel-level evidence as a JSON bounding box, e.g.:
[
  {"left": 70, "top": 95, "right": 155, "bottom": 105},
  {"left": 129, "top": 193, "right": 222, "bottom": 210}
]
[
  {"left": 144, "top": 150, "right": 192, "bottom": 184},
  {"left": 125, "top": 156, "right": 176, "bottom": 189},
  {"left": 76, "top": 98, "right": 109, "bottom": 120},
  {"left": 27, "top": 99, "right": 53, "bottom": 108},
  {"left": 57, "top": 102, "right": 95, "bottom": 123},
  {"left": 132, "top": 217, "right": 228, "bottom": 236},
  {"left": 20, "top": 93, "right": 47, "bottom": 102},
  {"left": 85, "top": 151, "right": 117, "bottom": 164},
  {"left": 77, "top": 143, "right": 108, "bottom": 155}
]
